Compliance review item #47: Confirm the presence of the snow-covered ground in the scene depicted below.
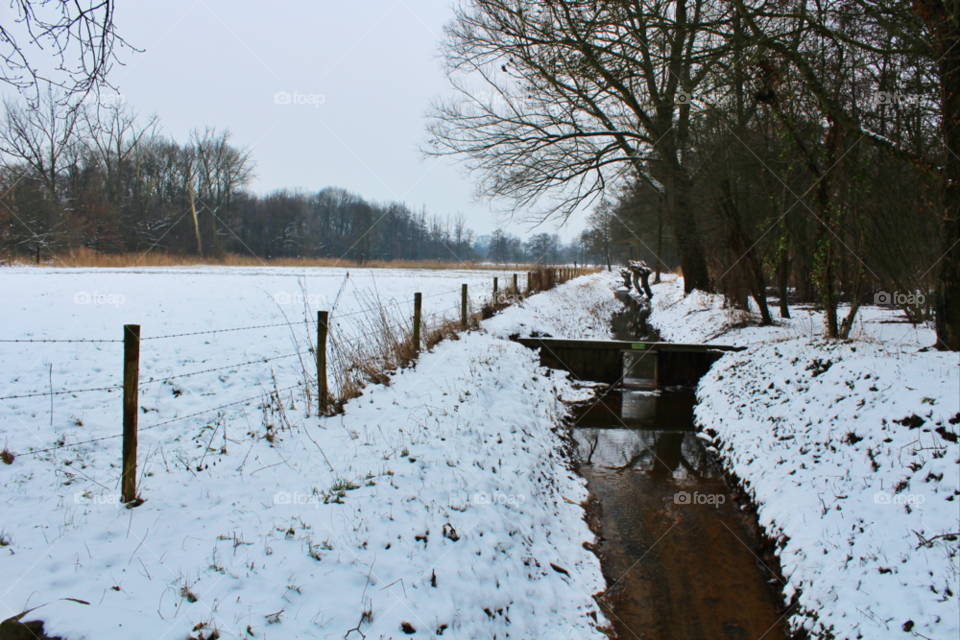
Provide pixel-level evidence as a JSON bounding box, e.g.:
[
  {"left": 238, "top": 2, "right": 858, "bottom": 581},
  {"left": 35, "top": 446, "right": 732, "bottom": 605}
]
[
  {"left": 0, "top": 268, "right": 618, "bottom": 639},
  {"left": 0, "top": 266, "right": 520, "bottom": 448},
  {"left": 647, "top": 277, "right": 959, "bottom": 640},
  {"left": 484, "top": 271, "right": 622, "bottom": 340}
]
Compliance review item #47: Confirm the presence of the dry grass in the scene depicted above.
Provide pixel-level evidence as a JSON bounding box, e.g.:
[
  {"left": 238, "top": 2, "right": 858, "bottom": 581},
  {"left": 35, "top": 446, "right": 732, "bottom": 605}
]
[
  {"left": 3, "top": 248, "right": 536, "bottom": 271},
  {"left": 318, "top": 265, "right": 594, "bottom": 414}
]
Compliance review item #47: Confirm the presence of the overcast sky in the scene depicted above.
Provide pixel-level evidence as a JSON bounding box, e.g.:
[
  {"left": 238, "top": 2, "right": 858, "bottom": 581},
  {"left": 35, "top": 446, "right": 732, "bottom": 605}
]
[{"left": 97, "top": 0, "right": 589, "bottom": 240}]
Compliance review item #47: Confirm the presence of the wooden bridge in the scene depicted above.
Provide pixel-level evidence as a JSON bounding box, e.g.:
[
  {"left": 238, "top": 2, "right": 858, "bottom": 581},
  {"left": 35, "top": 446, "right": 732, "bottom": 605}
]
[{"left": 514, "top": 338, "right": 745, "bottom": 388}]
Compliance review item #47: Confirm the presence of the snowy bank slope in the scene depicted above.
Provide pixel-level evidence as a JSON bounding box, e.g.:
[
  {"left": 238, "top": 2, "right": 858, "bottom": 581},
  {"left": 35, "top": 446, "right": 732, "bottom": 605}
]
[
  {"left": 1, "top": 276, "right": 613, "bottom": 640},
  {"left": 649, "top": 278, "right": 959, "bottom": 639},
  {"left": 483, "top": 270, "right": 623, "bottom": 340}
]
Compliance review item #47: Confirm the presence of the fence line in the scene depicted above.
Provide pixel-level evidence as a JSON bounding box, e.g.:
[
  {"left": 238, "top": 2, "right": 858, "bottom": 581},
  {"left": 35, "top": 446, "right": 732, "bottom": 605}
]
[
  {"left": 0, "top": 338, "right": 121, "bottom": 343},
  {"left": 141, "top": 351, "right": 309, "bottom": 386},
  {"left": 2, "top": 266, "right": 591, "bottom": 497},
  {"left": 0, "top": 384, "right": 123, "bottom": 401},
  {"left": 20, "top": 382, "right": 306, "bottom": 457},
  {"left": 141, "top": 320, "right": 312, "bottom": 341}
]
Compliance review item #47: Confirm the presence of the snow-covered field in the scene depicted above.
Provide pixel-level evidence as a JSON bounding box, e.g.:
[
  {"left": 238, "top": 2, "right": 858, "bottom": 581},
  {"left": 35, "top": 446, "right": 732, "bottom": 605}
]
[
  {"left": 0, "top": 267, "right": 618, "bottom": 639},
  {"left": 0, "top": 266, "right": 518, "bottom": 447},
  {"left": 647, "top": 277, "right": 960, "bottom": 640}
]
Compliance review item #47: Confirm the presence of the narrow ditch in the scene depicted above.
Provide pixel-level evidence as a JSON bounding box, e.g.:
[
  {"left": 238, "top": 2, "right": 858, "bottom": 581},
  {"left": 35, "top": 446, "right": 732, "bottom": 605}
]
[{"left": 570, "top": 294, "right": 788, "bottom": 640}]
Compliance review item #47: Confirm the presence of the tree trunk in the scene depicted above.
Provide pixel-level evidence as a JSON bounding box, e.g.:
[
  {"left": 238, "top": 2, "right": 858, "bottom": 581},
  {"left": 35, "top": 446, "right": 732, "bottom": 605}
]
[
  {"left": 931, "top": 2, "right": 960, "bottom": 350},
  {"left": 654, "top": 200, "right": 663, "bottom": 284},
  {"left": 666, "top": 169, "right": 710, "bottom": 293},
  {"left": 719, "top": 181, "right": 773, "bottom": 325},
  {"left": 776, "top": 233, "right": 791, "bottom": 319}
]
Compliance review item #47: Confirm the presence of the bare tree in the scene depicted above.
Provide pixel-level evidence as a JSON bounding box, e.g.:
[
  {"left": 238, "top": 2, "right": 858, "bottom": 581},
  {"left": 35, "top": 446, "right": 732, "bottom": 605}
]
[
  {"left": 731, "top": 0, "right": 956, "bottom": 348},
  {"left": 0, "top": 0, "right": 131, "bottom": 106},
  {"left": 427, "top": 0, "right": 734, "bottom": 292},
  {"left": 0, "top": 85, "right": 80, "bottom": 198}
]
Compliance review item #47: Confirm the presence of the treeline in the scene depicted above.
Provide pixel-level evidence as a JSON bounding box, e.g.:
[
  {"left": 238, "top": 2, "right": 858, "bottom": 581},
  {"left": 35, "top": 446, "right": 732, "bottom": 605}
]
[
  {"left": 428, "top": 0, "right": 959, "bottom": 350},
  {"left": 0, "top": 89, "right": 494, "bottom": 264}
]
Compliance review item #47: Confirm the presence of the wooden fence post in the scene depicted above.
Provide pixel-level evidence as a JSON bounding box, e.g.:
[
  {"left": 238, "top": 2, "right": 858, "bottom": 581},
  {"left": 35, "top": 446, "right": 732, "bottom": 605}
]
[
  {"left": 413, "top": 292, "right": 422, "bottom": 353},
  {"left": 461, "top": 284, "right": 468, "bottom": 329},
  {"left": 122, "top": 324, "right": 140, "bottom": 504},
  {"left": 493, "top": 277, "right": 498, "bottom": 303},
  {"left": 513, "top": 273, "right": 518, "bottom": 294},
  {"left": 527, "top": 272, "right": 532, "bottom": 293},
  {"left": 317, "top": 311, "right": 328, "bottom": 415}
]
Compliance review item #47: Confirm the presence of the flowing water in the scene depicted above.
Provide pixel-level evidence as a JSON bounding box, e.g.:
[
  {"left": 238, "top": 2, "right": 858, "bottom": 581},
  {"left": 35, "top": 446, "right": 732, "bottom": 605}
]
[{"left": 570, "top": 295, "right": 786, "bottom": 639}]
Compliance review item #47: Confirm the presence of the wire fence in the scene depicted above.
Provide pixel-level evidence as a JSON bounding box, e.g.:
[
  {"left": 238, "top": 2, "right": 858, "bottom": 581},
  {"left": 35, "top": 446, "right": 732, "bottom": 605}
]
[{"left": 1, "top": 266, "right": 586, "bottom": 470}]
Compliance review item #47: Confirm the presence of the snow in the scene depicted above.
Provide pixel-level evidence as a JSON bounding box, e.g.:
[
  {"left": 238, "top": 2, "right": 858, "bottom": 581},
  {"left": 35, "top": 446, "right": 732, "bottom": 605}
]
[
  {"left": 648, "top": 276, "right": 960, "bottom": 640},
  {"left": 483, "top": 271, "right": 623, "bottom": 340},
  {"left": 0, "top": 265, "right": 525, "bottom": 443},
  {"left": 0, "top": 266, "right": 616, "bottom": 640}
]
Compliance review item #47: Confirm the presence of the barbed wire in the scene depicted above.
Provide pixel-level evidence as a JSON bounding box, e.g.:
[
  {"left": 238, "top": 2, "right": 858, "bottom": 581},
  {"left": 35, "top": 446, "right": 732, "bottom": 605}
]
[
  {"left": 1, "top": 352, "right": 311, "bottom": 401},
  {"left": 141, "top": 351, "right": 310, "bottom": 386},
  {"left": 0, "top": 384, "right": 123, "bottom": 401},
  {"left": 23, "top": 432, "right": 124, "bottom": 455},
  {"left": 330, "top": 285, "right": 464, "bottom": 321},
  {"left": 19, "top": 383, "right": 305, "bottom": 456},
  {"left": 139, "top": 383, "right": 304, "bottom": 432},
  {"left": 1, "top": 283, "right": 495, "bottom": 345},
  {"left": 0, "top": 338, "right": 121, "bottom": 343},
  {"left": 141, "top": 320, "right": 312, "bottom": 341}
]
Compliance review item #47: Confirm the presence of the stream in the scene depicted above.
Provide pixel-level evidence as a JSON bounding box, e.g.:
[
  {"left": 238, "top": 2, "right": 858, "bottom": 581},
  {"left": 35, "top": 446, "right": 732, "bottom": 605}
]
[{"left": 570, "top": 294, "right": 786, "bottom": 640}]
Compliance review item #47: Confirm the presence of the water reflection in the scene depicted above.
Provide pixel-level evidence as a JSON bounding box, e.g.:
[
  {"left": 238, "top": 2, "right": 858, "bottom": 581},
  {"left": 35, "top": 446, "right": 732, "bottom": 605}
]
[{"left": 572, "top": 390, "right": 786, "bottom": 640}]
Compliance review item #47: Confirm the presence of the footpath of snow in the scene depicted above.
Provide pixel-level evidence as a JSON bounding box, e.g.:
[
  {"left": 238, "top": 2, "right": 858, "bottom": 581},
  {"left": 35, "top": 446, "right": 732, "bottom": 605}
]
[
  {"left": 0, "top": 271, "right": 618, "bottom": 640},
  {"left": 648, "top": 277, "right": 960, "bottom": 640}
]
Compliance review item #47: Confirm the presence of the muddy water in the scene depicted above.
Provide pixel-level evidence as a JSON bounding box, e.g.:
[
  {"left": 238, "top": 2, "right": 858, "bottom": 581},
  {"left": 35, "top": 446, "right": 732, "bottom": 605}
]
[
  {"left": 572, "top": 295, "right": 786, "bottom": 639},
  {"left": 573, "top": 392, "right": 786, "bottom": 640}
]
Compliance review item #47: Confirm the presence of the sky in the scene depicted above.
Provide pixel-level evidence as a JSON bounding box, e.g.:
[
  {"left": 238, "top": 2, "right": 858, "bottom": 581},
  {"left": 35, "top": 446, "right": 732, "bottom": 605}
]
[{"left": 95, "top": 0, "right": 589, "bottom": 241}]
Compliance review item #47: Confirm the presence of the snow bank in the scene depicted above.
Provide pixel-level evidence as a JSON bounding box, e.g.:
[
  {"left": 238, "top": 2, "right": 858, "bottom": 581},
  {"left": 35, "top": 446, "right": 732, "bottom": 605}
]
[
  {"left": 649, "top": 277, "right": 960, "bottom": 639},
  {"left": 1, "top": 270, "right": 613, "bottom": 639},
  {"left": 484, "top": 271, "right": 623, "bottom": 340}
]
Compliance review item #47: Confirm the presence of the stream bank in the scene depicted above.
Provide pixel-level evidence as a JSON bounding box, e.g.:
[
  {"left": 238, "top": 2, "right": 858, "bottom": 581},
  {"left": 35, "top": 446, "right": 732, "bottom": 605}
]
[{"left": 570, "top": 290, "right": 788, "bottom": 640}]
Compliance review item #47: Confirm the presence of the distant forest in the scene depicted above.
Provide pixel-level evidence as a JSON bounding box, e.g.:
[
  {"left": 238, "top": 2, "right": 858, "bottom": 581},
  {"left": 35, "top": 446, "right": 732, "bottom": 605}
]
[{"left": 0, "top": 89, "right": 620, "bottom": 266}]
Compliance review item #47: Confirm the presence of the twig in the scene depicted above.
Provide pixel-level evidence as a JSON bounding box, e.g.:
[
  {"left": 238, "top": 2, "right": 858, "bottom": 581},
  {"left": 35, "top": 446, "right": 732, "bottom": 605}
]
[
  {"left": 128, "top": 528, "right": 148, "bottom": 565},
  {"left": 913, "top": 530, "right": 960, "bottom": 550}
]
